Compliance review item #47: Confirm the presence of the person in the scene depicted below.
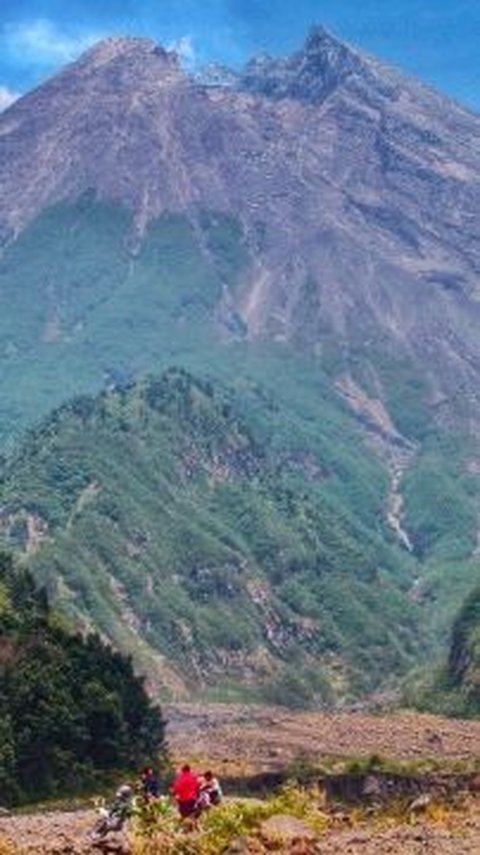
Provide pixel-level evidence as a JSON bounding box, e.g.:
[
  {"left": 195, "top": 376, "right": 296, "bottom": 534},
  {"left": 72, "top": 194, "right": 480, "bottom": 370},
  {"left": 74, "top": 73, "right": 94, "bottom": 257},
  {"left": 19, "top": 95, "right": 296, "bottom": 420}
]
[
  {"left": 171, "top": 764, "right": 200, "bottom": 822},
  {"left": 198, "top": 770, "right": 223, "bottom": 807},
  {"left": 107, "top": 783, "right": 135, "bottom": 826},
  {"left": 140, "top": 766, "right": 159, "bottom": 800},
  {"left": 89, "top": 783, "right": 134, "bottom": 842}
]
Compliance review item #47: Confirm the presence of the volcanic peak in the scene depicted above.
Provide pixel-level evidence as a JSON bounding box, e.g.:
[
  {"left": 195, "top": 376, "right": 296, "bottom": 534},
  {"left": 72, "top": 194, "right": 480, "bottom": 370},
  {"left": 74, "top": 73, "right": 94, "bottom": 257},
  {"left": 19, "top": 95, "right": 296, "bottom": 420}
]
[
  {"left": 71, "top": 34, "right": 181, "bottom": 78},
  {"left": 54, "top": 28, "right": 368, "bottom": 104},
  {"left": 81, "top": 35, "right": 170, "bottom": 61},
  {"left": 239, "top": 24, "right": 365, "bottom": 102}
]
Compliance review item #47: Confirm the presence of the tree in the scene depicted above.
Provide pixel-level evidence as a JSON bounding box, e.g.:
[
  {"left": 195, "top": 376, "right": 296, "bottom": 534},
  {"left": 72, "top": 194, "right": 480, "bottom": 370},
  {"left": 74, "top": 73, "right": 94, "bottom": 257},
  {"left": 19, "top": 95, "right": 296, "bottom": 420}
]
[{"left": 0, "top": 552, "right": 167, "bottom": 804}]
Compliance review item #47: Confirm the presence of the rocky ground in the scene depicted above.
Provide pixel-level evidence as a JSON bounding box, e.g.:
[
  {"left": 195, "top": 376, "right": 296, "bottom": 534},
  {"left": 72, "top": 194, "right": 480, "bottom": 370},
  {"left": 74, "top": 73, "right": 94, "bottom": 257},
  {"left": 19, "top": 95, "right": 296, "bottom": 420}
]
[
  {"left": 0, "top": 808, "right": 97, "bottom": 854},
  {"left": 165, "top": 703, "right": 480, "bottom": 775},
  {"left": 1, "top": 798, "right": 479, "bottom": 854},
  {"left": 0, "top": 705, "right": 478, "bottom": 854},
  {"left": 315, "top": 815, "right": 480, "bottom": 855}
]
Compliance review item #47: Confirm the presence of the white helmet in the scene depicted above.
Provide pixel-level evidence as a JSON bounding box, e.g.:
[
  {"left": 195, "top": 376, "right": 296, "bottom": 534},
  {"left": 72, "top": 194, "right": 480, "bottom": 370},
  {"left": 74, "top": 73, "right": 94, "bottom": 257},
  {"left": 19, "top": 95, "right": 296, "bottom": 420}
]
[{"left": 116, "top": 784, "right": 133, "bottom": 800}]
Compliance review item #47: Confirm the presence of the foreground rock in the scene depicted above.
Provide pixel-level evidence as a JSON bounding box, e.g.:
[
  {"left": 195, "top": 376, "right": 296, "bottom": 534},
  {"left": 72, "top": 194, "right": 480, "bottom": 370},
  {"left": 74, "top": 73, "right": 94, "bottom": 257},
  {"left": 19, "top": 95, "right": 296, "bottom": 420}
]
[{"left": 260, "top": 814, "right": 317, "bottom": 845}]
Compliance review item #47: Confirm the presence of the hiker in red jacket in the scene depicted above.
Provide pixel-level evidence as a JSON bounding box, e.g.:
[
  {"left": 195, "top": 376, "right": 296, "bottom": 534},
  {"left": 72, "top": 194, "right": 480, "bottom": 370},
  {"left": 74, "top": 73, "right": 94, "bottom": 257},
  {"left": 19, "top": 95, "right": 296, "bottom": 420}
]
[{"left": 171, "top": 764, "right": 200, "bottom": 821}]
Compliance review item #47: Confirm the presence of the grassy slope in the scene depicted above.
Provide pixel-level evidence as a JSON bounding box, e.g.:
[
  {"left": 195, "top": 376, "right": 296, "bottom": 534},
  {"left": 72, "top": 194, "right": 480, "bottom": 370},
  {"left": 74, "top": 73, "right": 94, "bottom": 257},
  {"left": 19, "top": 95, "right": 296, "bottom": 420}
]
[
  {"left": 447, "top": 584, "right": 480, "bottom": 715},
  {"left": 402, "top": 434, "right": 480, "bottom": 644},
  {"left": 0, "top": 198, "right": 244, "bottom": 448},
  {"left": 0, "top": 369, "right": 423, "bottom": 702}
]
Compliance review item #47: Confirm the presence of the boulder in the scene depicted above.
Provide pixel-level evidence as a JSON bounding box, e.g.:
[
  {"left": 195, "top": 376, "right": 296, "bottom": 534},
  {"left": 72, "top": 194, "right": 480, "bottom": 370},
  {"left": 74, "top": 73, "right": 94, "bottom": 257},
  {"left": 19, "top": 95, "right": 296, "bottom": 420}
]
[
  {"left": 260, "top": 814, "right": 316, "bottom": 846},
  {"left": 225, "top": 838, "right": 251, "bottom": 855},
  {"left": 362, "top": 775, "right": 383, "bottom": 799}
]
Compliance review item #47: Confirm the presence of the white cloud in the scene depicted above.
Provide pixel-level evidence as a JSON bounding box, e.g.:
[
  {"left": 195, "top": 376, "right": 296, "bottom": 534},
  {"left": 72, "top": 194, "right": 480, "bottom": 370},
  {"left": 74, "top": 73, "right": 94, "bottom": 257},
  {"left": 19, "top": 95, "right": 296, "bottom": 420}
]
[
  {"left": 0, "top": 85, "right": 19, "bottom": 111},
  {"left": 168, "top": 35, "right": 196, "bottom": 69},
  {"left": 3, "top": 18, "right": 103, "bottom": 66}
]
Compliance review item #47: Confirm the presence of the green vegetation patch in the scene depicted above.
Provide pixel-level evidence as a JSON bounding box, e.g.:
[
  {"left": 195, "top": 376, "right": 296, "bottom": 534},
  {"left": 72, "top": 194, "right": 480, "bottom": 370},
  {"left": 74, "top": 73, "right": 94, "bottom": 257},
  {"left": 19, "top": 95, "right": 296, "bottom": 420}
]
[
  {"left": 0, "top": 199, "right": 250, "bottom": 448},
  {"left": 0, "top": 368, "right": 425, "bottom": 703},
  {"left": 0, "top": 552, "right": 166, "bottom": 806}
]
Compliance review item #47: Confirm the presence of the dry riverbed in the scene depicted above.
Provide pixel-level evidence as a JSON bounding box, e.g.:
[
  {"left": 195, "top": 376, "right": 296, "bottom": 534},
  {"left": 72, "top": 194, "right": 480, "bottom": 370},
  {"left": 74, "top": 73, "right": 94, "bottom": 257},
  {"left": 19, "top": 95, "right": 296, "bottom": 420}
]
[
  {"left": 165, "top": 703, "right": 480, "bottom": 775},
  {"left": 0, "top": 705, "right": 478, "bottom": 854}
]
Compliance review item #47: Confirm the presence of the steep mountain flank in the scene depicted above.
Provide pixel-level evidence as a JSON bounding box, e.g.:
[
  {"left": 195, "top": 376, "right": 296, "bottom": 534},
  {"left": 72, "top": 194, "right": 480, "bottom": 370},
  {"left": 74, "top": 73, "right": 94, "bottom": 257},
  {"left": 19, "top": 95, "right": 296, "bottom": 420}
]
[
  {"left": 0, "top": 369, "right": 425, "bottom": 702},
  {"left": 0, "top": 29, "right": 479, "bottom": 443}
]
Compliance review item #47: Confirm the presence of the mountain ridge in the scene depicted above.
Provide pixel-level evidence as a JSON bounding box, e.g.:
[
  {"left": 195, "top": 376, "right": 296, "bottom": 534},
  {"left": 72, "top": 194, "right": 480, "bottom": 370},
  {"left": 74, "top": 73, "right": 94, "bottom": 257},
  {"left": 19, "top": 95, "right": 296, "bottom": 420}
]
[{"left": 0, "top": 367, "right": 427, "bottom": 701}]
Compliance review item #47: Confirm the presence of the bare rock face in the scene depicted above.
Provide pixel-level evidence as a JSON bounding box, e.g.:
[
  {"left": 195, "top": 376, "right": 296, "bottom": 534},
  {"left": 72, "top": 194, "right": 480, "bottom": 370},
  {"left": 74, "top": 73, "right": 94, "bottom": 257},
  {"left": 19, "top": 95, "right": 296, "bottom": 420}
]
[
  {"left": 240, "top": 25, "right": 369, "bottom": 102},
  {"left": 0, "top": 28, "right": 479, "bottom": 429}
]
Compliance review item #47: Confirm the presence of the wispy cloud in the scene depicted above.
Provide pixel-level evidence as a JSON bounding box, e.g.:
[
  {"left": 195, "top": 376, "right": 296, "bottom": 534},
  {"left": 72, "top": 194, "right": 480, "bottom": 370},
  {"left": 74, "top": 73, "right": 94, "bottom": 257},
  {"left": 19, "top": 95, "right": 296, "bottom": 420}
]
[
  {"left": 168, "top": 34, "right": 196, "bottom": 69},
  {"left": 3, "top": 19, "right": 104, "bottom": 66},
  {"left": 0, "top": 85, "right": 19, "bottom": 111}
]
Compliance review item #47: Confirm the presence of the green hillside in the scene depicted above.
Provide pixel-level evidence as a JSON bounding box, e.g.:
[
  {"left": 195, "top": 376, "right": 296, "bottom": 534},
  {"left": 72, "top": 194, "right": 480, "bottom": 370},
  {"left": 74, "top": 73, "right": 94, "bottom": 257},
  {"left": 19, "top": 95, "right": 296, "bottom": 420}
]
[
  {"left": 1, "top": 199, "right": 479, "bottom": 705},
  {"left": 402, "top": 433, "right": 480, "bottom": 646},
  {"left": 0, "top": 198, "right": 248, "bottom": 449},
  {"left": 447, "top": 585, "right": 480, "bottom": 715},
  {"left": 408, "top": 585, "right": 480, "bottom": 718},
  {"left": 0, "top": 368, "right": 425, "bottom": 704},
  {"left": 0, "top": 552, "right": 165, "bottom": 805}
]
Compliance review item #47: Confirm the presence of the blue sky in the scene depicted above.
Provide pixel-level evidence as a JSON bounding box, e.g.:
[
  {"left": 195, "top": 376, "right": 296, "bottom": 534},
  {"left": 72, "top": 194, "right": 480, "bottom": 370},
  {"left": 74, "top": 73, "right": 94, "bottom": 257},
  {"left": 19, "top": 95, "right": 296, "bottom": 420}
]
[{"left": 0, "top": 1, "right": 479, "bottom": 111}]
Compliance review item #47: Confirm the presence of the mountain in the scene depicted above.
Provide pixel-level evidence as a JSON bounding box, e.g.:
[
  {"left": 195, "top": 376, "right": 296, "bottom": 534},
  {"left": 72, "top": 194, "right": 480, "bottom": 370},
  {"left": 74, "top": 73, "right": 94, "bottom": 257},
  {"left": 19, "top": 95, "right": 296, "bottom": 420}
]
[
  {"left": 0, "top": 552, "right": 165, "bottom": 804},
  {"left": 0, "top": 28, "right": 479, "bottom": 444},
  {"left": 0, "top": 28, "right": 479, "bottom": 698},
  {"left": 0, "top": 368, "right": 427, "bottom": 702}
]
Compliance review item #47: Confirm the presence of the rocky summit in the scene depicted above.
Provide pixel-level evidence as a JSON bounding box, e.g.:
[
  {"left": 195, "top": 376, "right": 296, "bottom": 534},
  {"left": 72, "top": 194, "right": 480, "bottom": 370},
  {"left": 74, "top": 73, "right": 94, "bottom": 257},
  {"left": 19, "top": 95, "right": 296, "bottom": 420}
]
[{"left": 0, "top": 28, "right": 479, "bottom": 432}]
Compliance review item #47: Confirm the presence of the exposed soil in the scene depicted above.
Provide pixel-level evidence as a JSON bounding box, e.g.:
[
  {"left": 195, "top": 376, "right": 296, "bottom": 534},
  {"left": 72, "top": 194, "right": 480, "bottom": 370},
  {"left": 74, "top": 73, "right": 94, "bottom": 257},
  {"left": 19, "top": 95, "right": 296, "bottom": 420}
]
[
  {"left": 1, "top": 705, "right": 479, "bottom": 853},
  {"left": 0, "top": 808, "right": 97, "bottom": 854},
  {"left": 315, "top": 807, "right": 480, "bottom": 855},
  {"left": 165, "top": 704, "right": 480, "bottom": 775}
]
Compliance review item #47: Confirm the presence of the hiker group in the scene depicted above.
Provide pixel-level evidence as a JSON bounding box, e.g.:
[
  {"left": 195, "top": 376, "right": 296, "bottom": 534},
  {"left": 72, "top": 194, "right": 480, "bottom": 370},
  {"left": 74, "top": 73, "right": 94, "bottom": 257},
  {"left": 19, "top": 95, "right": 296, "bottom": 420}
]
[
  {"left": 140, "top": 763, "right": 222, "bottom": 818},
  {"left": 90, "top": 763, "right": 223, "bottom": 842}
]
